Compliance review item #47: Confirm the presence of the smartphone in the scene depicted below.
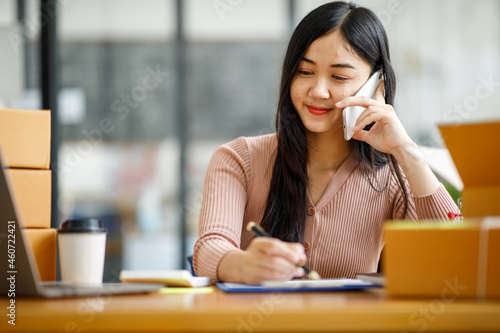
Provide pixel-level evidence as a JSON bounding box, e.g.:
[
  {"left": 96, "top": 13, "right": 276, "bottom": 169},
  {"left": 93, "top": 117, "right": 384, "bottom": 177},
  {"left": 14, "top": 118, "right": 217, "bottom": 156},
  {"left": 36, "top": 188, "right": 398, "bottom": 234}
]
[{"left": 342, "top": 70, "right": 384, "bottom": 141}]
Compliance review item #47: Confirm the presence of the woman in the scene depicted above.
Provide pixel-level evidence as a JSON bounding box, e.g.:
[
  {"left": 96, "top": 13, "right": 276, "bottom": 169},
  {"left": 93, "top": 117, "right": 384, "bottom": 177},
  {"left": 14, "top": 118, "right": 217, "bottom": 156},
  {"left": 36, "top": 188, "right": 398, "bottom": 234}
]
[{"left": 193, "top": 1, "right": 459, "bottom": 284}]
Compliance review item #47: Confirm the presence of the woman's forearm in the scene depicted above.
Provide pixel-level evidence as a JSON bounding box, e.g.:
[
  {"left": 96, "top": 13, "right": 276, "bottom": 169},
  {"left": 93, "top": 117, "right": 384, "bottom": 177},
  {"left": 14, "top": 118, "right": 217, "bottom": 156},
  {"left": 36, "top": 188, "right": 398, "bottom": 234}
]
[{"left": 391, "top": 142, "right": 440, "bottom": 197}]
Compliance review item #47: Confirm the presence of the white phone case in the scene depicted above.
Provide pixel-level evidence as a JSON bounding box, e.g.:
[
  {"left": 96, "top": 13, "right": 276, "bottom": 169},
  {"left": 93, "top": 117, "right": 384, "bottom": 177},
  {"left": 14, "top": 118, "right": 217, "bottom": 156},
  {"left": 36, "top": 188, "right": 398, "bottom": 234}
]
[{"left": 342, "top": 70, "right": 383, "bottom": 141}]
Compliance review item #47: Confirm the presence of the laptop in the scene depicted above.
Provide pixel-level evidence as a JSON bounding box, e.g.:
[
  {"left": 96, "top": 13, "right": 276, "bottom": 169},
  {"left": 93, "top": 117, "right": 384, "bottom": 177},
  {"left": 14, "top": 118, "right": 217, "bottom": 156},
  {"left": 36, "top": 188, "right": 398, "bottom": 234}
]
[{"left": 0, "top": 155, "right": 163, "bottom": 298}]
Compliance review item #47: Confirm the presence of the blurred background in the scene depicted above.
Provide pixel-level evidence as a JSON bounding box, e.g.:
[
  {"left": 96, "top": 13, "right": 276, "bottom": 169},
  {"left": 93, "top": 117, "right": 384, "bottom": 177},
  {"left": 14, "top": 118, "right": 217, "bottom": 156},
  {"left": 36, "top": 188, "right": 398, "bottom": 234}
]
[{"left": 0, "top": 0, "right": 499, "bottom": 281}]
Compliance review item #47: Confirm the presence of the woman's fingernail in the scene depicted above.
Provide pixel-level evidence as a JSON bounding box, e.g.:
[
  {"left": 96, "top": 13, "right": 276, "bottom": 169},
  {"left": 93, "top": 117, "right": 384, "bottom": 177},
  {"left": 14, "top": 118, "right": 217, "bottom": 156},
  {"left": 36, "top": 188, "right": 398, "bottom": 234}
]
[{"left": 296, "top": 268, "right": 305, "bottom": 276}]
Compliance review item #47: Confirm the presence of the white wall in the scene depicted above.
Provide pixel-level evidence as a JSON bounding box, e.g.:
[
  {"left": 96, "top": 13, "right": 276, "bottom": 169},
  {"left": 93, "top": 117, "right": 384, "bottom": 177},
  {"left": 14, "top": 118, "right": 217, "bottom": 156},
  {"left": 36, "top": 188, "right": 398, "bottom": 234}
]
[
  {"left": 0, "top": 0, "right": 15, "bottom": 25},
  {"left": 16, "top": 0, "right": 173, "bottom": 42},
  {"left": 57, "top": 0, "right": 289, "bottom": 42},
  {"left": 384, "top": 0, "right": 499, "bottom": 144},
  {"left": 185, "top": 0, "right": 288, "bottom": 42},
  {"left": 59, "top": 0, "right": 174, "bottom": 42},
  {"left": 0, "top": 0, "right": 22, "bottom": 103}
]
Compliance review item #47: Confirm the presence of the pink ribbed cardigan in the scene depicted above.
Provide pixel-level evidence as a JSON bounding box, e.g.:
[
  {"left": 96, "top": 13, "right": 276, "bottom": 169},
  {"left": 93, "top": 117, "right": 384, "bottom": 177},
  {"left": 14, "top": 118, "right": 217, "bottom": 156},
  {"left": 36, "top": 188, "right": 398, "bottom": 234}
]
[{"left": 193, "top": 134, "right": 458, "bottom": 280}]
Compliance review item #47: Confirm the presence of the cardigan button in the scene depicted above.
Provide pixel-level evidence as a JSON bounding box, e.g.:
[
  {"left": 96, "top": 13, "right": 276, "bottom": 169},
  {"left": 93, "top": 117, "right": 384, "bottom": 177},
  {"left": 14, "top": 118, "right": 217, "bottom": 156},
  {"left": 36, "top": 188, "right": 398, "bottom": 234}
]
[
  {"left": 304, "top": 242, "right": 311, "bottom": 251},
  {"left": 307, "top": 207, "right": 315, "bottom": 216}
]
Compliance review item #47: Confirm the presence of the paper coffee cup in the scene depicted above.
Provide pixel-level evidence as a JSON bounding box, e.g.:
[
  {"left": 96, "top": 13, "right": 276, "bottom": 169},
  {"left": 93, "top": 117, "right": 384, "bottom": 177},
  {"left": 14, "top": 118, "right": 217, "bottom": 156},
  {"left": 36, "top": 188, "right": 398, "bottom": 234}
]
[{"left": 58, "top": 219, "right": 107, "bottom": 284}]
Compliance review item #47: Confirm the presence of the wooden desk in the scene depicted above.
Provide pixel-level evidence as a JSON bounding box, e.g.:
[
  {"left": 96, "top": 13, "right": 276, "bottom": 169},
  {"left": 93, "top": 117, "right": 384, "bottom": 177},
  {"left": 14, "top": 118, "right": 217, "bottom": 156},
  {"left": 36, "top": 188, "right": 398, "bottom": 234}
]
[{"left": 2, "top": 287, "right": 500, "bottom": 332}]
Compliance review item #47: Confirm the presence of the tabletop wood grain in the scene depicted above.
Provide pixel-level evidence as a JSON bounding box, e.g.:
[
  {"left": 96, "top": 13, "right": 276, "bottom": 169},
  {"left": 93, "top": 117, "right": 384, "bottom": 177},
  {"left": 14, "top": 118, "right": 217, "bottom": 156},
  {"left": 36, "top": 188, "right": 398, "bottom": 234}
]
[{"left": 2, "top": 287, "right": 500, "bottom": 332}]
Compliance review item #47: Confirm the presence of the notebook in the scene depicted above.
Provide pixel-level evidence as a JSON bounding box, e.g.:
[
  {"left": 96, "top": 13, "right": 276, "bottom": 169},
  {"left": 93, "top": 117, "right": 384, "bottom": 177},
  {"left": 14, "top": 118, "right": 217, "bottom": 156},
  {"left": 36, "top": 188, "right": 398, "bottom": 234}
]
[
  {"left": 216, "top": 278, "right": 382, "bottom": 293},
  {"left": 120, "top": 270, "right": 211, "bottom": 287},
  {"left": 0, "top": 154, "right": 163, "bottom": 298},
  {"left": 356, "top": 272, "right": 386, "bottom": 286}
]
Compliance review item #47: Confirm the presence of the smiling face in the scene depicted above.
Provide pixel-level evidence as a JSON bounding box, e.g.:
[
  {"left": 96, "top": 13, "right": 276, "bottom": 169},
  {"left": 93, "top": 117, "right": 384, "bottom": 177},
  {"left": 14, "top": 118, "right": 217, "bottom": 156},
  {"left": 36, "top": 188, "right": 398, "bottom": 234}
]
[{"left": 290, "top": 30, "right": 372, "bottom": 137}]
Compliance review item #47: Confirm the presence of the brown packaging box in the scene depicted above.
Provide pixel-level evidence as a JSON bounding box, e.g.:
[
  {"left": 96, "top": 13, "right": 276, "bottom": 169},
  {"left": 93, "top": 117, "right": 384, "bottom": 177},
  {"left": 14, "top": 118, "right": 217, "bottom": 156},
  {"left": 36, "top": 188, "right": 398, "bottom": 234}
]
[
  {"left": 384, "top": 121, "right": 500, "bottom": 298},
  {"left": 0, "top": 108, "right": 51, "bottom": 169},
  {"left": 21, "top": 228, "right": 57, "bottom": 282},
  {"left": 384, "top": 219, "right": 500, "bottom": 298},
  {"left": 4, "top": 169, "right": 51, "bottom": 229}
]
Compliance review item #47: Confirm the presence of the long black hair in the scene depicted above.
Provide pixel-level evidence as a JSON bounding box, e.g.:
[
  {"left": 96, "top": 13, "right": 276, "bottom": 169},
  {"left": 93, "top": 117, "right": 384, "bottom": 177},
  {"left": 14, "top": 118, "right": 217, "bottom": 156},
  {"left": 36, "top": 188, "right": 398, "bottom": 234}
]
[{"left": 260, "top": 1, "right": 408, "bottom": 243}]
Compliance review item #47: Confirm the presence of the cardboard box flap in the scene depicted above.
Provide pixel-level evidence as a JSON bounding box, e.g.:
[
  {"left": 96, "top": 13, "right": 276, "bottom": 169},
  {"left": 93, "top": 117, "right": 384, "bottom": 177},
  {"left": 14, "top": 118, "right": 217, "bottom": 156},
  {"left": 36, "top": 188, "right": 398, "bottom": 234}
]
[{"left": 439, "top": 121, "right": 500, "bottom": 187}]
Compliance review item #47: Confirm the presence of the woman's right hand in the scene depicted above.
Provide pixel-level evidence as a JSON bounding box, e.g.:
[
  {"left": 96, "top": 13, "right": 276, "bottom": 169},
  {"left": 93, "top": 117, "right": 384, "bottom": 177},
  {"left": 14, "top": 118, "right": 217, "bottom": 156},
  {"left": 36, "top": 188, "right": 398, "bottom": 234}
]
[{"left": 218, "top": 237, "right": 307, "bottom": 285}]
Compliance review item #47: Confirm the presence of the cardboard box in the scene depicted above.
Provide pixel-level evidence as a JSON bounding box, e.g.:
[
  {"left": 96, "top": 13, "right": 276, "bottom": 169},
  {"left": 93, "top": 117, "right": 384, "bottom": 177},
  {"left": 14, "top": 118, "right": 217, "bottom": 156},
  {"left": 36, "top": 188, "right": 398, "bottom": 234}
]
[
  {"left": 0, "top": 108, "right": 51, "bottom": 169},
  {"left": 384, "top": 219, "right": 500, "bottom": 298},
  {"left": 439, "top": 121, "right": 500, "bottom": 216},
  {"left": 22, "top": 228, "right": 57, "bottom": 282},
  {"left": 4, "top": 169, "right": 51, "bottom": 228},
  {"left": 384, "top": 121, "right": 500, "bottom": 298}
]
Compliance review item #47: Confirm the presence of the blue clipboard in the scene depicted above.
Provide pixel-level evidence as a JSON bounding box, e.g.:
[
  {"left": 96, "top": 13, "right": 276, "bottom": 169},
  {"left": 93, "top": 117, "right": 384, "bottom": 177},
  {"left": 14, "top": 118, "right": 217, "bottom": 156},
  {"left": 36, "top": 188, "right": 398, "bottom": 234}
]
[{"left": 216, "top": 279, "right": 382, "bottom": 293}]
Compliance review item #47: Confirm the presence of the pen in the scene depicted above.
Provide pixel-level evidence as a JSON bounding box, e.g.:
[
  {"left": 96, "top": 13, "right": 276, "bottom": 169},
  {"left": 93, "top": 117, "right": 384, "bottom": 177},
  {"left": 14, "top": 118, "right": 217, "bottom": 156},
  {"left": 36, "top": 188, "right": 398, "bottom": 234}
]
[{"left": 246, "top": 222, "right": 321, "bottom": 280}]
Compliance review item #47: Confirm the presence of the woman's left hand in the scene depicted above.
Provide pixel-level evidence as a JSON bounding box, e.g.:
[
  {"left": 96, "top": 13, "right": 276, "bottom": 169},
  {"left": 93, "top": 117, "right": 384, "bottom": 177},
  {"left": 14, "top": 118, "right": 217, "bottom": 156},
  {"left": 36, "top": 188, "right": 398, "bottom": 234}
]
[
  {"left": 335, "top": 80, "right": 443, "bottom": 197},
  {"left": 335, "top": 80, "right": 413, "bottom": 155}
]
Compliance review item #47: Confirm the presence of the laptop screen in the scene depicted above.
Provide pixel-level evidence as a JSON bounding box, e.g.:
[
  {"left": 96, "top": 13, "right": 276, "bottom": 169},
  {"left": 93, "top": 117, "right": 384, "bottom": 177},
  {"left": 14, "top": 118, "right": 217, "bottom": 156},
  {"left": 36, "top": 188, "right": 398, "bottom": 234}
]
[{"left": 0, "top": 156, "right": 41, "bottom": 296}]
